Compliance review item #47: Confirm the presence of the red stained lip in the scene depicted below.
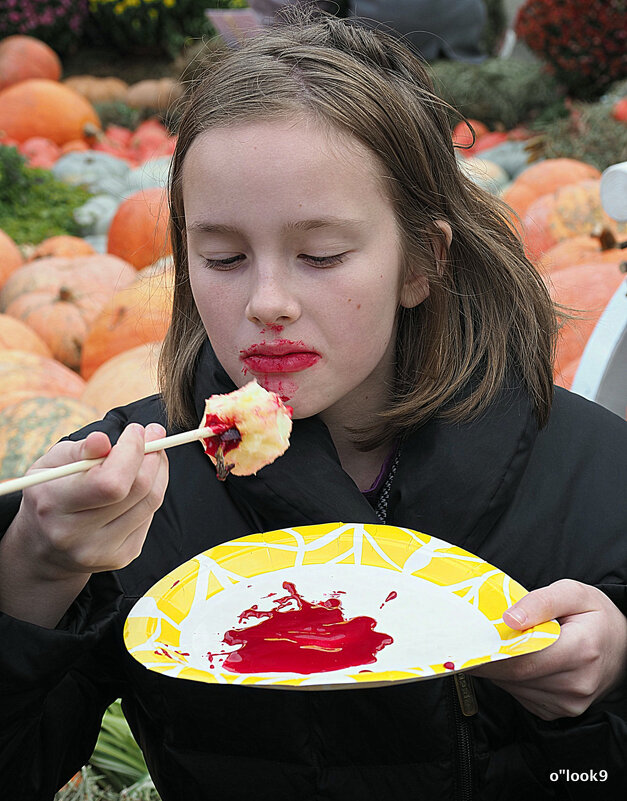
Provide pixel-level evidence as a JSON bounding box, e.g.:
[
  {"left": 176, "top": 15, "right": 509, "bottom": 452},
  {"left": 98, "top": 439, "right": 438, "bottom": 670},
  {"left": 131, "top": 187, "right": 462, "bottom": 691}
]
[{"left": 240, "top": 340, "right": 320, "bottom": 374}]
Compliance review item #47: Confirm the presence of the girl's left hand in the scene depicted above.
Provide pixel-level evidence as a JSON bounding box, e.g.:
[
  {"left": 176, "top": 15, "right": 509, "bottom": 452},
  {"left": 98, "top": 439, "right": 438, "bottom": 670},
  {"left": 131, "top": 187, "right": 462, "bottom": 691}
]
[{"left": 471, "top": 579, "right": 627, "bottom": 720}]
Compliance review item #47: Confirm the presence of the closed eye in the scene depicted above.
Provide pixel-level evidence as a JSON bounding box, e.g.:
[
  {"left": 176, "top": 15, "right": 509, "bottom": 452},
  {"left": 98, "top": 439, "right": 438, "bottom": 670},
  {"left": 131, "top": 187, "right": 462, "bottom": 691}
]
[
  {"left": 201, "top": 253, "right": 348, "bottom": 270},
  {"left": 300, "top": 253, "right": 347, "bottom": 268},
  {"left": 201, "top": 255, "right": 245, "bottom": 271}
]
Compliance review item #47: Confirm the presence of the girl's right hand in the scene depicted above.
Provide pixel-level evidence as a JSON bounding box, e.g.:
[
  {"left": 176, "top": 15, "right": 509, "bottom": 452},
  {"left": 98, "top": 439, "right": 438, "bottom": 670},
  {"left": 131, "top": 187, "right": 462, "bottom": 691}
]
[{"left": 0, "top": 423, "right": 169, "bottom": 626}]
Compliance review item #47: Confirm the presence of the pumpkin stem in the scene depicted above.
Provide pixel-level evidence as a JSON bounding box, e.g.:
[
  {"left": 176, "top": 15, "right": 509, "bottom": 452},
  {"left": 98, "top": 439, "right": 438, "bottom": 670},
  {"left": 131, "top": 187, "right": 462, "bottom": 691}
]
[
  {"left": 592, "top": 226, "right": 618, "bottom": 251},
  {"left": 522, "top": 135, "right": 545, "bottom": 163},
  {"left": 58, "top": 286, "right": 74, "bottom": 303},
  {"left": 83, "top": 122, "right": 103, "bottom": 143}
]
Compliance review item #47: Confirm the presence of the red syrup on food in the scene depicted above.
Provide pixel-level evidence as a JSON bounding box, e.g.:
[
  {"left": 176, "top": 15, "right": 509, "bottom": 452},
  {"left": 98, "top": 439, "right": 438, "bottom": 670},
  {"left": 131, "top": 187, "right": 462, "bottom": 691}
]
[
  {"left": 201, "top": 414, "right": 242, "bottom": 459},
  {"left": 201, "top": 414, "right": 243, "bottom": 480},
  {"left": 220, "top": 581, "right": 393, "bottom": 675}
]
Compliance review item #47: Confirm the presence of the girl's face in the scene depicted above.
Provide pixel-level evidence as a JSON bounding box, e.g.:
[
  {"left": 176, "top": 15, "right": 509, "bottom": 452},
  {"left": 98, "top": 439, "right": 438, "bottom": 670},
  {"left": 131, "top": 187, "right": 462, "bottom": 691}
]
[{"left": 183, "top": 118, "right": 427, "bottom": 425}]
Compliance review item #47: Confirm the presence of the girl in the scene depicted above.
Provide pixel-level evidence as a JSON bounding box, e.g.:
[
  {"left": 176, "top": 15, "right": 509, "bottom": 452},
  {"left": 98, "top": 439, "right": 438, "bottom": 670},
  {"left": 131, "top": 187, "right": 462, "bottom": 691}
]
[{"left": 1, "top": 9, "right": 626, "bottom": 800}]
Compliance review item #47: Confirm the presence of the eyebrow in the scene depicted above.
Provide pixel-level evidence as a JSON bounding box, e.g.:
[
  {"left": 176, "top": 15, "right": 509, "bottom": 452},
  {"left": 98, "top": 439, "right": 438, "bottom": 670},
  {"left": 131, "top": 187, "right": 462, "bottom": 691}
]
[{"left": 187, "top": 217, "right": 367, "bottom": 235}]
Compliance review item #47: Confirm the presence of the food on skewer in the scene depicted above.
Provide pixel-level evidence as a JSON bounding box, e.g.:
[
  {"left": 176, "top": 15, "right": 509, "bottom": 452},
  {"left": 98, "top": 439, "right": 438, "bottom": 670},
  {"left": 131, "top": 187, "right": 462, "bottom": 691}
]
[
  {"left": 0, "top": 380, "right": 293, "bottom": 495},
  {"left": 200, "top": 380, "right": 293, "bottom": 480}
]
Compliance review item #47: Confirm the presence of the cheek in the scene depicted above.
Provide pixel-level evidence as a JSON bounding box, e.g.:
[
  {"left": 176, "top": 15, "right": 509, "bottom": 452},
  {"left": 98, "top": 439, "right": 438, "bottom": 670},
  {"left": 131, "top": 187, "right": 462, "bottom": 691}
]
[
  {"left": 335, "top": 296, "right": 396, "bottom": 359},
  {"left": 190, "top": 273, "right": 236, "bottom": 334},
  {"left": 342, "top": 275, "right": 398, "bottom": 328}
]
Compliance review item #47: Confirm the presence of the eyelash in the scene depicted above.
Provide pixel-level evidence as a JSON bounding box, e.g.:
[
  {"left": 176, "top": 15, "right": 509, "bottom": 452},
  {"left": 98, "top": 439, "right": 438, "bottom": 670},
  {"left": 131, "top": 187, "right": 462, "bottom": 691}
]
[{"left": 201, "top": 253, "right": 347, "bottom": 271}]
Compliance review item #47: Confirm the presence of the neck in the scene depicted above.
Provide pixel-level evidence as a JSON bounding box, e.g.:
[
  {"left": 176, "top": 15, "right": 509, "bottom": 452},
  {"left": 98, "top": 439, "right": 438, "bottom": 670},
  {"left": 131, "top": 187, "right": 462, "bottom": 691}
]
[
  {"left": 319, "top": 411, "right": 391, "bottom": 492},
  {"left": 337, "top": 442, "right": 392, "bottom": 492},
  {"left": 317, "top": 339, "right": 396, "bottom": 491}
]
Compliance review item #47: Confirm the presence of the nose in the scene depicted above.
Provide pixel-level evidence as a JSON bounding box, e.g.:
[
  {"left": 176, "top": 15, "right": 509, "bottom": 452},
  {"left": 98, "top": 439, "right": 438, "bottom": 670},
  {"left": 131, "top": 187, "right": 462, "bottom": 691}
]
[{"left": 245, "top": 262, "right": 301, "bottom": 327}]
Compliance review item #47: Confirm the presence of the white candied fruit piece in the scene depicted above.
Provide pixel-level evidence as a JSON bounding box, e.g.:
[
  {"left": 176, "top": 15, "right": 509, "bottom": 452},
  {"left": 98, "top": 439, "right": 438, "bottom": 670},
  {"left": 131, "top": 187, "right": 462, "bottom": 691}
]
[{"left": 202, "top": 380, "right": 293, "bottom": 478}]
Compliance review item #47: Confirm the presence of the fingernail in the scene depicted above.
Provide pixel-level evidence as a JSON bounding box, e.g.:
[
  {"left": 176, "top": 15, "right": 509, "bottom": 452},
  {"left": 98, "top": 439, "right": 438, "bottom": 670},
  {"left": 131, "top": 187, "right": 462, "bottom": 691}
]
[{"left": 505, "top": 607, "right": 527, "bottom": 626}]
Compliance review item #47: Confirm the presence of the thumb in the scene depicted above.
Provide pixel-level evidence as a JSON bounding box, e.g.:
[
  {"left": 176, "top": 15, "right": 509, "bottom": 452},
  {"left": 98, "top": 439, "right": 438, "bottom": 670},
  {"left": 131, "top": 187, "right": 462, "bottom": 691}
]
[{"left": 503, "top": 579, "right": 594, "bottom": 630}]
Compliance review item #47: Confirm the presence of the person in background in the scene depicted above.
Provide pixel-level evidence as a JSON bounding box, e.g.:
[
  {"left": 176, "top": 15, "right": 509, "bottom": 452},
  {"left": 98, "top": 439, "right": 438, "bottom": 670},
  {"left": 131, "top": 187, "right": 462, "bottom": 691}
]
[{"left": 248, "top": 0, "right": 488, "bottom": 61}]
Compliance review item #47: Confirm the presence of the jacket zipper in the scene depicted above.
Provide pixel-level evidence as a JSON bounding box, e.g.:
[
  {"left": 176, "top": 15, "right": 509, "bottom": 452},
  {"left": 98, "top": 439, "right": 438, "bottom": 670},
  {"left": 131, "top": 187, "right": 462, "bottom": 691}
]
[{"left": 450, "top": 674, "right": 478, "bottom": 801}]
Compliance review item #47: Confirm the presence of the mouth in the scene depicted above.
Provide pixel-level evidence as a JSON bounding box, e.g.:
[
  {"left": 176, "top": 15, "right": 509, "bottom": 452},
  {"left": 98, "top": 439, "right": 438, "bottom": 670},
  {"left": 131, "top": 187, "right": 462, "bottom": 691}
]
[{"left": 240, "top": 340, "right": 321, "bottom": 374}]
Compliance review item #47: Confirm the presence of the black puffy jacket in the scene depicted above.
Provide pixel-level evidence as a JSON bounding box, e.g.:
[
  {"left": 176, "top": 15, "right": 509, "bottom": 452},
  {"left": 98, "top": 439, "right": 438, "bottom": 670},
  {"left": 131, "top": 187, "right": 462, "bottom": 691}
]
[{"left": 1, "top": 343, "right": 626, "bottom": 800}]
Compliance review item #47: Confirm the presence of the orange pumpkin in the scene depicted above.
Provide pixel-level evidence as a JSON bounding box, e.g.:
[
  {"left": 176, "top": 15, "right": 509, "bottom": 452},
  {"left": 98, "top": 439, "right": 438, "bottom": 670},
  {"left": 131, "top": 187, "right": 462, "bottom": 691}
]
[
  {"left": 538, "top": 230, "right": 627, "bottom": 274},
  {"left": 0, "top": 350, "right": 86, "bottom": 412},
  {"left": 80, "top": 266, "right": 174, "bottom": 379},
  {"left": 81, "top": 341, "right": 162, "bottom": 416},
  {"left": 501, "top": 182, "right": 543, "bottom": 225},
  {"left": 28, "top": 235, "right": 96, "bottom": 261},
  {"left": 107, "top": 187, "right": 172, "bottom": 269},
  {"left": 546, "top": 261, "right": 626, "bottom": 376},
  {"left": 0, "top": 395, "right": 97, "bottom": 480},
  {"left": 522, "top": 180, "right": 627, "bottom": 260},
  {"left": 0, "top": 35, "right": 62, "bottom": 92},
  {"left": 502, "top": 158, "right": 601, "bottom": 222},
  {"left": 0, "top": 254, "right": 136, "bottom": 370},
  {"left": 512, "top": 158, "right": 600, "bottom": 197},
  {"left": 0, "top": 313, "right": 52, "bottom": 357},
  {"left": 0, "top": 229, "right": 24, "bottom": 290},
  {"left": 0, "top": 79, "right": 101, "bottom": 145}
]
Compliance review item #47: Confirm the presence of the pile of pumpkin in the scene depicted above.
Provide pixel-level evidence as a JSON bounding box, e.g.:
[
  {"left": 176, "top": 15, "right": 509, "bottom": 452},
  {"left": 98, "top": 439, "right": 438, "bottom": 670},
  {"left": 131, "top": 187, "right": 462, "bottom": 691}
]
[
  {"left": 0, "top": 34, "right": 179, "bottom": 480},
  {"left": 452, "top": 120, "right": 627, "bottom": 391},
  {"left": 1, "top": 35, "right": 626, "bottom": 482},
  {"left": 0, "top": 33, "right": 181, "bottom": 169}
]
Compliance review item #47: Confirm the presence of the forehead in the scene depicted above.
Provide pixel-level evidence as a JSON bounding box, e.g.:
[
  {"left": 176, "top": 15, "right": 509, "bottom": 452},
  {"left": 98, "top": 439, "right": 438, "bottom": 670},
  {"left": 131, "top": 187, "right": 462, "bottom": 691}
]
[{"left": 181, "top": 117, "right": 392, "bottom": 214}]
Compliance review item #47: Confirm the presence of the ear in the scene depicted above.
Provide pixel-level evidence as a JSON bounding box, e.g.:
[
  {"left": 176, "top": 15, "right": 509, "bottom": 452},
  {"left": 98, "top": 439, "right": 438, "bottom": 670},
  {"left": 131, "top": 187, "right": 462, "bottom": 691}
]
[
  {"left": 399, "top": 220, "right": 453, "bottom": 309},
  {"left": 432, "top": 220, "right": 453, "bottom": 263},
  {"left": 400, "top": 272, "right": 429, "bottom": 309}
]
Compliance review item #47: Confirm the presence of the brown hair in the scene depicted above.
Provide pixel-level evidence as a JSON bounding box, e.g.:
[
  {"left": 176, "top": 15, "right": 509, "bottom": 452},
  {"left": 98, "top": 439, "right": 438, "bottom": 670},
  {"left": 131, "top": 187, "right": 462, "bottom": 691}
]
[{"left": 160, "top": 7, "right": 558, "bottom": 446}]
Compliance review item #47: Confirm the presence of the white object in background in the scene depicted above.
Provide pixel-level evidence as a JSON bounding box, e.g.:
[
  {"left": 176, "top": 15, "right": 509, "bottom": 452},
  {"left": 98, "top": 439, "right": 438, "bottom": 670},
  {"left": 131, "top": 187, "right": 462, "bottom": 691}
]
[
  {"left": 600, "top": 161, "right": 627, "bottom": 222},
  {"left": 571, "top": 278, "right": 627, "bottom": 418}
]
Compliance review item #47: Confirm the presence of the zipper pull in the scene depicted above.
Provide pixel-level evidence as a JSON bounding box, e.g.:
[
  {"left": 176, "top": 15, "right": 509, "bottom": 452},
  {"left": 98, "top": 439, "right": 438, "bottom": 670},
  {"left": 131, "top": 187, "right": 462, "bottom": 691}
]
[{"left": 454, "top": 673, "right": 478, "bottom": 717}]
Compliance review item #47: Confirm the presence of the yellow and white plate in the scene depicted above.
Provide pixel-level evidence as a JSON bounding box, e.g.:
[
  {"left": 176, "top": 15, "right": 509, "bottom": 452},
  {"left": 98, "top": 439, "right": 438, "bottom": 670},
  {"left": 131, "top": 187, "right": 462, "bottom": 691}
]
[{"left": 124, "top": 522, "right": 560, "bottom": 689}]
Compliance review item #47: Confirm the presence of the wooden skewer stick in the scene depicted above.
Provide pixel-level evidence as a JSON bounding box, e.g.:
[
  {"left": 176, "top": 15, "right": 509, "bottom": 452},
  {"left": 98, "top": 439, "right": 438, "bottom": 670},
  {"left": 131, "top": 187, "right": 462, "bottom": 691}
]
[{"left": 0, "top": 425, "right": 219, "bottom": 497}]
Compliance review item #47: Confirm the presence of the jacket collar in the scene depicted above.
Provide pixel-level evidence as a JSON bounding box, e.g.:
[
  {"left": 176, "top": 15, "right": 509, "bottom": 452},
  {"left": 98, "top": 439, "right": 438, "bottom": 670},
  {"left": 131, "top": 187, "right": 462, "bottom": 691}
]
[{"left": 193, "top": 339, "right": 538, "bottom": 550}]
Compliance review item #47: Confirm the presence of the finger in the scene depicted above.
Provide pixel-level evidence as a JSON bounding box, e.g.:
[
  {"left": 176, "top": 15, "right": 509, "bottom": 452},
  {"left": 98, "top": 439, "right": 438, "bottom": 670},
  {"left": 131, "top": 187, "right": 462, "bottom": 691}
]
[
  {"left": 77, "top": 430, "right": 115, "bottom": 461},
  {"left": 94, "top": 460, "right": 168, "bottom": 569},
  {"left": 58, "top": 424, "right": 167, "bottom": 535},
  {"left": 48, "top": 463, "right": 168, "bottom": 574},
  {"left": 503, "top": 579, "right": 598, "bottom": 630},
  {"left": 28, "top": 430, "right": 112, "bottom": 472},
  {"left": 65, "top": 444, "right": 169, "bottom": 570},
  {"left": 99, "top": 435, "right": 169, "bottom": 539},
  {"left": 473, "top": 615, "right": 583, "bottom": 682},
  {"left": 70, "top": 424, "right": 157, "bottom": 512}
]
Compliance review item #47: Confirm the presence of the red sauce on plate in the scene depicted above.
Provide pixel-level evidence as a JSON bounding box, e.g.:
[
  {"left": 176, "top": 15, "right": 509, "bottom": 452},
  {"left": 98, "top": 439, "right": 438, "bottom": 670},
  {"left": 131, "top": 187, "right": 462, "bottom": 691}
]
[{"left": 221, "top": 581, "right": 393, "bottom": 674}]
